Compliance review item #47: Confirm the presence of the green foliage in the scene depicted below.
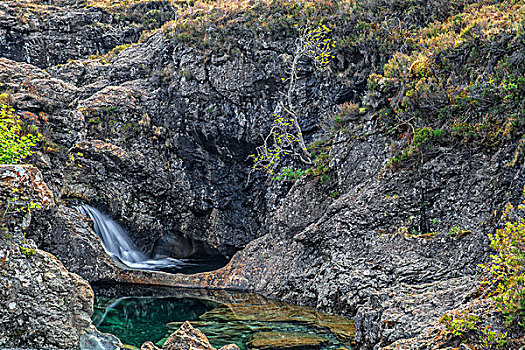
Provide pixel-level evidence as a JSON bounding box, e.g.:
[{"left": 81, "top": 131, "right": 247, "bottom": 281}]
[
  {"left": 440, "top": 311, "right": 509, "bottom": 348},
  {"left": 369, "top": 0, "right": 525, "bottom": 169},
  {"left": 386, "top": 127, "right": 443, "bottom": 168},
  {"left": 89, "top": 44, "right": 132, "bottom": 64},
  {"left": 440, "top": 313, "right": 480, "bottom": 337},
  {"left": 251, "top": 113, "right": 305, "bottom": 177},
  {"left": 479, "top": 326, "right": 508, "bottom": 349},
  {"left": 483, "top": 195, "right": 525, "bottom": 327},
  {"left": 0, "top": 105, "right": 40, "bottom": 164},
  {"left": 274, "top": 167, "right": 308, "bottom": 182},
  {"left": 303, "top": 24, "right": 336, "bottom": 69},
  {"left": 412, "top": 127, "right": 443, "bottom": 147},
  {"left": 250, "top": 24, "right": 335, "bottom": 179},
  {"left": 329, "top": 191, "right": 340, "bottom": 199},
  {"left": 88, "top": 116, "right": 102, "bottom": 124},
  {"left": 448, "top": 226, "right": 471, "bottom": 238},
  {"left": 305, "top": 142, "right": 331, "bottom": 182},
  {"left": 3, "top": 186, "right": 43, "bottom": 222},
  {"left": 19, "top": 246, "right": 35, "bottom": 258},
  {"left": 66, "top": 152, "right": 84, "bottom": 168}
]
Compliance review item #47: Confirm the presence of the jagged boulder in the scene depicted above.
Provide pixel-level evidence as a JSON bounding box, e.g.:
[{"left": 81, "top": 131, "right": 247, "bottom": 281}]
[
  {"left": 0, "top": 165, "right": 94, "bottom": 349},
  {"left": 29, "top": 205, "right": 122, "bottom": 282},
  {"left": 163, "top": 321, "right": 216, "bottom": 350},
  {"left": 140, "top": 321, "right": 240, "bottom": 350}
]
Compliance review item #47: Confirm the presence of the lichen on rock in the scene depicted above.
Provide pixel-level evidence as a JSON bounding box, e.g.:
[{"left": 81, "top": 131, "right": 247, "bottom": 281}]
[{"left": 0, "top": 165, "right": 94, "bottom": 349}]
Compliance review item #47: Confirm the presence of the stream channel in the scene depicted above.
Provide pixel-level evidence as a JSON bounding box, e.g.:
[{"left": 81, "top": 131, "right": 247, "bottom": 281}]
[
  {"left": 79, "top": 206, "right": 356, "bottom": 350},
  {"left": 92, "top": 284, "right": 356, "bottom": 350}
]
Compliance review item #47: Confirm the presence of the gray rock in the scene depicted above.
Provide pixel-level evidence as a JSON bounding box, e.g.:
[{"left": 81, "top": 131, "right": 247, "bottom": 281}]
[
  {"left": 0, "top": 0, "right": 177, "bottom": 68},
  {"left": 141, "top": 342, "right": 161, "bottom": 350},
  {"left": 163, "top": 321, "right": 215, "bottom": 350},
  {"left": 0, "top": 165, "right": 94, "bottom": 349},
  {"left": 2, "top": 2, "right": 525, "bottom": 348}
]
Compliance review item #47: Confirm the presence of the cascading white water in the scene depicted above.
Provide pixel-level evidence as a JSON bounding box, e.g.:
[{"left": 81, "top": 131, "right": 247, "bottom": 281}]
[{"left": 77, "top": 205, "right": 184, "bottom": 270}]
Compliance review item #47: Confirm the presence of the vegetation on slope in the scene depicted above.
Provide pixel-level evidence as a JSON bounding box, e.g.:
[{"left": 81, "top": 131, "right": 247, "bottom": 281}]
[
  {"left": 438, "top": 193, "right": 525, "bottom": 348},
  {"left": 0, "top": 99, "right": 40, "bottom": 165},
  {"left": 368, "top": 0, "right": 525, "bottom": 169},
  {"left": 486, "top": 195, "right": 525, "bottom": 327}
]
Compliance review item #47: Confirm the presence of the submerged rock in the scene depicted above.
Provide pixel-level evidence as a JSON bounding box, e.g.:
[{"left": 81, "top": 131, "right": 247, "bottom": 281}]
[
  {"left": 248, "top": 332, "right": 328, "bottom": 350},
  {"left": 195, "top": 299, "right": 356, "bottom": 344}
]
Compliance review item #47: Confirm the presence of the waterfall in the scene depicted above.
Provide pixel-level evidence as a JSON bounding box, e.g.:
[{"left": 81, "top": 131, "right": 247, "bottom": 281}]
[{"left": 77, "top": 205, "right": 184, "bottom": 270}]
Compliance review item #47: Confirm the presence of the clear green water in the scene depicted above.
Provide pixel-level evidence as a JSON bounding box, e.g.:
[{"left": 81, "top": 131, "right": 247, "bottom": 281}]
[
  {"left": 92, "top": 285, "right": 355, "bottom": 350},
  {"left": 93, "top": 296, "right": 212, "bottom": 347}
]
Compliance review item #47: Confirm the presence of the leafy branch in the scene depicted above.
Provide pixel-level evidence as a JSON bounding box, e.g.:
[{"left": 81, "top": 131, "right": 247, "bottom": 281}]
[{"left": 250, "top": 24, "right": 335, "bottom": 178}]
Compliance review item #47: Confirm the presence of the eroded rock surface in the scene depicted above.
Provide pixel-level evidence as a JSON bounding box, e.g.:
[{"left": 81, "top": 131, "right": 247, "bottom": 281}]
[
  {"left": 163, "top": 321, "right": 215, "bottom": 350},
  {"left": 0, "top": 165, "right": 94, "bottom": 349},
  {"left": 0, "top": 24, "right": 332, "bottom": 259},
  {"left": 0, "top": 0, "right": 177, "bottom": 68},
  {"left": 140, "top": 321, "right": 241, "bottom": 350},
  {"left": 29, "top": 205, "right": 122, "bottom": 282}
]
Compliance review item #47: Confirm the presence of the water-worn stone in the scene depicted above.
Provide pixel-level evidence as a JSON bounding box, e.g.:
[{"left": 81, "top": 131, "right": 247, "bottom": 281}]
[
  {"left": 29, "top": 205, "right": 122, "bottom": 282},
  {"left": 248, "top": 332, "right": 328, "bottom": 350},
  {"left": 219, "top": 344, "right": 241, "bottom": 350},
  {"left": 0, "top": 247, "right": 94, "bottom": 349},
  {"left": 140, "top": 322, "right": 241, "bottom": 350},
  {"left": 163, "top": 321, "right": 216, "bottom": 350},
  {"left": 141, "top": 341, "right": 161, "bottom": 350}
]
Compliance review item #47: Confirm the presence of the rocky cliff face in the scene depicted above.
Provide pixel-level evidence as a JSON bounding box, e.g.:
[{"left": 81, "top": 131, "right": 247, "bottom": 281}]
[
  {"left": 0, "top": 0, "right": 177, "bottom": 68},
  {"left": 210, "top": 132, "right": 525, "bottom": 347},
  {"left": 0, "top": 21, "right": 338, "bottom": 259},
  {"left": 124, "top": 128, "right": 523, "bottom": 347},
  {"left": 1, "top": 0, "right": 525, "bottom": 349},
  {"left": 0, "top": 165, "right": 94, "bottom": 349}
]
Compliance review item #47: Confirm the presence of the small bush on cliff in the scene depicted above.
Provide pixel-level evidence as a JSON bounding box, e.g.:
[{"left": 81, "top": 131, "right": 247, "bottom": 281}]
[
  {"left": 250, "top": 24, "right": 335, "bottom": 179},
  {"left": 0, "top": 105, "right": 40, "bottom": 164},
  {"left": 88, "top": 44, "right": 132, "bottom": 64},
  {"left": 483, "top": 192, "right": 525, "bottom": 328}
]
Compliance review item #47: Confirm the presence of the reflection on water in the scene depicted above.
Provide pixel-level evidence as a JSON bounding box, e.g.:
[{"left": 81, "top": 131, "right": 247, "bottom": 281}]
[{"left": 92, "top": 284, "right": 355, "bottom": 350}]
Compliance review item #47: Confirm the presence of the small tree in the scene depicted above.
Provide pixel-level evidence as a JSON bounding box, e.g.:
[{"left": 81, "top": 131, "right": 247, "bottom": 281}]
[
  {"left": 0, "top": 105, "right": 40, "bottom": 164},
  {"left": 250, "top": 24, "right": 335, "bottom": 178}
]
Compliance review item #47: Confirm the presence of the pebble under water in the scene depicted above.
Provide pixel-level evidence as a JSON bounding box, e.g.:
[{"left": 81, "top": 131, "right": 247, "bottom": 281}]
[{"left": 92, "top": 284, "right": 356, "bottom": 350}]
